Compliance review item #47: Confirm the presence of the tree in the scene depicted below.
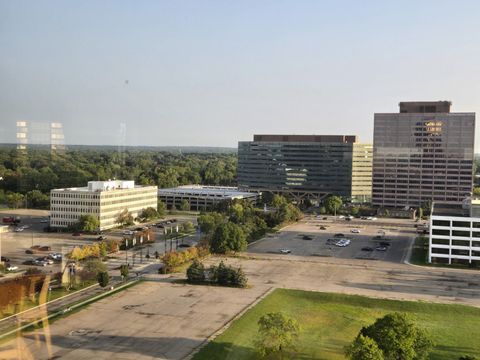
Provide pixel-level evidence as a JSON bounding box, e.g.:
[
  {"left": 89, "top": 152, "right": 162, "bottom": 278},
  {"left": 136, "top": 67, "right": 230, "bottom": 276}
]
[
  {"left": 197, "top": 212, "right": 226, "bottom": 234},
  {"left": 180, "top": 199, "right": 190, "bottom": 211},
  {"left": 83, "top": 258, "right": 107, "bottom": 275},
  {"left": 97, "top": 271, "right": 109, "bottom": 287},
  {"left": 182, "top": 221, "right": 195, "bottom": 233},
  {"left": 120, "top": 264, "right": 129, "bottom": 279},
  {"left": 232, "top": 267, "right": 248, "bottom": 288},
  {"left": 139, "top": 207, "right": 159, "bottom": 222},
  {"left": 418, "top": 207, "right": 424, "bottom": 220},
  {"left": 271, "top": 194, "right": 288, "bottom": 208},
  {"left": 116, "top": 208, "right": 134, "bottom": 227},
  {"left": 324, "top": 196, "right": 343, "bottom": 215},
  {"left": 359, "top": 312, "right": 433, "bottom": 360},
  {"left": 459, "top": 356, "right": 478, "bottom": 360},
  {"left": 157, "top": 201, "right": 167, "bottom": 217},
  {"left": 255, "top": 312, "right": 299, "bottom": 358},
  {"left": 210, "top": 222, "right": 247, "bottom": 254},
  {"left": 78, "top": 214, "right": 100, "bottom": 232},
  {"left": 186, "top": 259, "right": 205, "bottom": 283},
  {"left": 345, "top": 334, "right": 384, "bottom": 360},
  {"left": 6, "top": 192, "right": 25, "bottom": 209},
  {"left": 26, "top": 190, "right": 49, "bottom": 209}
]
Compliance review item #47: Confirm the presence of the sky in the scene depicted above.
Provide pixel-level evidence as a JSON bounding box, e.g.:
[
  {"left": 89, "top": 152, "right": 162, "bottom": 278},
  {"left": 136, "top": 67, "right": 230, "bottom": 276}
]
[{"left": 1, "top": 0, "right": 480, "bottom": 148}]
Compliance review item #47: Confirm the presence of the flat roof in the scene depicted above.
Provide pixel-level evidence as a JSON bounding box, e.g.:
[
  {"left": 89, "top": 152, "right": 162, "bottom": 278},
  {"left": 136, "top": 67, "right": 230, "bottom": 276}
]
[
  {"left": 252, "top": 134, "right": 357, "bottom": 143},
  {"left": 158, "top": 185, "right": 258, "bottom": 198},
  {"left": 431, "top": 203, "right": 470, "bottom": 217}
]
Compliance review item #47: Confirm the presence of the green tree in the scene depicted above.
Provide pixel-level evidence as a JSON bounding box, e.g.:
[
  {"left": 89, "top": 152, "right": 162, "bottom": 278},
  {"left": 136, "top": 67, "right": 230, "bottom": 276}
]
[
  {"left": 26, "top": 190, "right": 49, "bottom": 209},
  {"left": 324, "top": 195, "right": 343, "bottom": 215},
  {"left": 83, "top": 258, "right": 107, "bottom": 275},
  {"left": 255, "top": 312, "right": 300, "bottom": 358},
  {"left": 271, "top": 194, "right": 288, "bottom": 208},
  {"left": 360, "top": 312, "right": 433, "bottom": 360},
  {"left": 197, "top": 212, "right": 226, "bottom": 234},
  {"left": 418, "top": 207, "right": 424, "bottom": 220},
  {"left": 157, "top": 201, "right": 167, "bottom": 217},
  {"left": 186, "top": 259, "right": 205, "bottom": 283},
  {"left": 6, "top": 192, "right": 25, "bottom": 209},
  {"left": 180, "top": 199, "right": 190, "bottom": 211},
  {"left": 139, "top": 207, "right": 159, "bottom": 222},
  {"left": 97, "top": 271, "right": 110, "bottom": 287},
  {"left": 182, "top": 221, "right": 195, "bottom": 233},
  {"left": 78, "top": 214, "right": 100, "bottom": 232},
  {"left": 232, "top": 267, "right": 248, "bottom": 288},
  {"left": 459, "top": 356, "right": 478, "bottom": 360},
  {"left": 345, "top": 334, "right": 384, "bottom": 360},
  {"left": 210, "top": 222, "right": 247, "bottom": 254},
  {"left": 120, "top": 264, "right": 129, "bottom": 279}
]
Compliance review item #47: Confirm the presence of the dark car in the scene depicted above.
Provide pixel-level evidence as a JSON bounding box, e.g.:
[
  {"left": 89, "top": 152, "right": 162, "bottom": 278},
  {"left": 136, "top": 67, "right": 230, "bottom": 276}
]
[
  {"left": 379, "top": 241, "right": 391, "bottom": 247},
  {"left": 302, "top": 235, "right": 313, "bottom": 240},
  {"left": 322, "top": 217, "right": 328, "bottom": 220},
  {"left": 361, "top": 247, "right": 374, "bottom": 252},
  {"left": 1, "top": 256, "right": 10, "bottom": 262},
  {"left": 39, "top": 246, "right": 52, "bottom": 252},
  {"left": 178, "top": 243, "right": 191, "bottom": 248},
  {"left": 334, "top": 233, "right": 345, "bottom": 238},
  {"left": 156, "top": 224, "right": 165, "bottom": 228},
  {"left": 72, "top": 232, "right": 82, "bottom": 236},
  {"left": 319, "top": 226, "right": 327, "bottom": 230},
  {"left": 97, "top": 235, "right": 107, "bottom": 241},
  {"left": 25, "top": 249, "right": 34, "bottom": 254}
]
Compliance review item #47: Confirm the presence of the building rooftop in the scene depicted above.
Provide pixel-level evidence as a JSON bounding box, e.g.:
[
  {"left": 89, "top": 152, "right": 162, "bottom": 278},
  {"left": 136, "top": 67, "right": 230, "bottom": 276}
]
[
  {"left": 158, "top": 185, "right": 258, "bottom": 199},
  {"left": 399, "top": 101, "right": 452, "bottom": 114},
  {"left": 252, "top": 134, "right": 358, "bottom": 143},
  {"left": 52, "top": 180, "right": 155, "bottom": 192}
]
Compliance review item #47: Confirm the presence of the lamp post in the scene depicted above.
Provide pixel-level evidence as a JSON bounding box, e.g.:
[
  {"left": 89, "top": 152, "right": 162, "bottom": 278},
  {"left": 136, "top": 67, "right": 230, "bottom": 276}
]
[{"left": 125, "top": 238, "right": 128, "bottom": 266}]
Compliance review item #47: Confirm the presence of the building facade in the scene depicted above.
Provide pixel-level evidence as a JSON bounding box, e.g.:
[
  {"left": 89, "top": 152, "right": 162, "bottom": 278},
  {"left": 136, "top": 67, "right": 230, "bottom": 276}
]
[
  {"left": 50, "top": 180, "right": 157, "bottom": 230},
  {"left": 158, "top": 185, "right": 258, "bottom": 211},
  {"left": 373, "top": 101, "right": 475, "bottom": 208},
  {"left": 237, "top": 135, "right": 372, "bottom": 202},
  {"left": 429, "top": 202, "right": 480, "bottom": 266}
]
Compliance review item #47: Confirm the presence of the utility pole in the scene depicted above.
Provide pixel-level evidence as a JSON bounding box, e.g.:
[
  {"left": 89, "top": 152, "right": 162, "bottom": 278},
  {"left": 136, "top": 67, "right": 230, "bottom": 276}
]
[{"left": 125, "top": 238, "right": 128, "bottom": 265}]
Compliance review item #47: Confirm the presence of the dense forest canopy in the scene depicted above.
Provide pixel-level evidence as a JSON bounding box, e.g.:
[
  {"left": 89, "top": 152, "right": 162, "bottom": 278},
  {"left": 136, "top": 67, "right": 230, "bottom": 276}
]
[{"left": 0, "top": 148, "right": 237, "bottom": 206}]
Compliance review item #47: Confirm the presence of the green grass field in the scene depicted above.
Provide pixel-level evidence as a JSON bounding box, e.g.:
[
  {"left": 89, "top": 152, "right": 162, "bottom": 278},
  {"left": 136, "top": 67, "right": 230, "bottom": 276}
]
[{"left": 193, "top": 289, "right": 480, "bottom": 360}]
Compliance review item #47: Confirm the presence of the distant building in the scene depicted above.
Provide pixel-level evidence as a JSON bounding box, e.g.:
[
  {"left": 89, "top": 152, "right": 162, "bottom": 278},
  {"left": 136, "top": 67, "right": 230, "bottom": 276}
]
[
  {"left": 373, "top": 101, "right": 475, "bottom": 208},
  {"left": 429, "top": 200, "right": 480, "bottom": 266},
  {"left": 16, "top": 121, "right": 65, "bottom": 151},
  {"left": 158, "top": 185, "right": 259, "bottom": 211},
  {"left": 50, "top": 180, "right": 157, "bottom": 230},
  {"left": 237, "top": 134, "right": 372, "bottom": 203}
]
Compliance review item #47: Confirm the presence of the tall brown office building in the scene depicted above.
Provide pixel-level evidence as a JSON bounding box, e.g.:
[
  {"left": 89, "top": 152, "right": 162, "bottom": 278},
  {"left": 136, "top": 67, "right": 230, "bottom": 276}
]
[{"left": 372, "top": 101, "right": 475, "bottom": 208}]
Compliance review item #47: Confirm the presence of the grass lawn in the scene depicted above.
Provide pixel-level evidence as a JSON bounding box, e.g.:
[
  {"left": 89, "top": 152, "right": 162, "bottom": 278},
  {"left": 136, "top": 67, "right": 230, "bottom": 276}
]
[{"left": 194, "top": 289, "right": 480, "bottom": 360}]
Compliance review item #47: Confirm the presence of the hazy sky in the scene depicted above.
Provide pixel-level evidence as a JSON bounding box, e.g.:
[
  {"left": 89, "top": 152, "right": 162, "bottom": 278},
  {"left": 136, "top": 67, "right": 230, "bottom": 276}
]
[{"left": 1, "top": 0, "right": 480, "bottom": 148}]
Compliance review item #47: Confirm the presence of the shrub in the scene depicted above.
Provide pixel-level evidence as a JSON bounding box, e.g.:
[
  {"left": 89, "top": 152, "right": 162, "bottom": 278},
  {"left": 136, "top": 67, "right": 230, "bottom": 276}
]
[
  {"left": 97, "top": 271, "right": 109, "bottom": 287},
  {"left": 120, "top": 264, "right": 129, "bottom": 279},
  {"left": 186, "top": 259, "right": 205, "bottom": 283}
]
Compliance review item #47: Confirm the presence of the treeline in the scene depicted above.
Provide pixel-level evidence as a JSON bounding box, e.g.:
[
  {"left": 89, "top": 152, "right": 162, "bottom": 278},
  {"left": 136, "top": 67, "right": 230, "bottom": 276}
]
[
  {"left": 0, "top": 148, "right": 237, "bottom": 208},
  {"left": 198, "top": 195, "right": 303, "bottom": 254}
]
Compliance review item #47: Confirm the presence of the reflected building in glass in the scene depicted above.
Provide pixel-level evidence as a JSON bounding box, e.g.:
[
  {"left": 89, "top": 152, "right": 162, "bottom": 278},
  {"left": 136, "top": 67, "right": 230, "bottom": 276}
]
[
  {"left": 372, "top": 101, "right": 475, "bottom": 208},
  {"left": 237, "top": 135, "right": 372, "bottom": 203}
]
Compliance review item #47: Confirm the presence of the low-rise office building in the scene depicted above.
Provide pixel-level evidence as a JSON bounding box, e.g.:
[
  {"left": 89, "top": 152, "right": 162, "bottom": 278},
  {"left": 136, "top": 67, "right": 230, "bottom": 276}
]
[
  {"left": 429, "top": 201, "right": 480, "bottom": 266},
  {"left": 50, "top": 180, "right": 157, "bottom": 230},
  {"left": 158, "top": 185, "right": 258, "bottom": 211},
  {"left": 237, "top": 134, "right": 372, "bottom": 203}
]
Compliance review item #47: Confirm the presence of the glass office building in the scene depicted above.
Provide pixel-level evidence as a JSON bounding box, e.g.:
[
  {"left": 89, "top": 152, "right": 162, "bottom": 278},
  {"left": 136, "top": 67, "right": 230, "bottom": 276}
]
[
  {"left": 373, "top": 101, "right": 475, "bottom": 208},
  {"left": 237, "top": 135, "right": 372, "bottom": 202}
]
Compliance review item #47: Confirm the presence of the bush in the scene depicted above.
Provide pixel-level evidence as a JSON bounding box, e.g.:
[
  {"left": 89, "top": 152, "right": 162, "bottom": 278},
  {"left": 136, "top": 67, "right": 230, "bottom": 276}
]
[
  {"left": 97, "top": 271, "right": 109, "bottom": 287},
  {"left": 186, "top": 259, "right": 205, "bottom": 283},
  {"left": 120, "top": 264, "right": 129, "bottom": 279},
  {"left": 207, "top": 261, "right": 248, "bottom": 287}
]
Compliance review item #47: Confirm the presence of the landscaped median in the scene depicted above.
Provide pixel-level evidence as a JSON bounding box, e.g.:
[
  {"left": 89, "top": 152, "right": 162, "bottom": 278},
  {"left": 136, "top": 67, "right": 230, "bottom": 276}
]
[{"left": 192, "top": 289, "right": 480, "bottom": 360}]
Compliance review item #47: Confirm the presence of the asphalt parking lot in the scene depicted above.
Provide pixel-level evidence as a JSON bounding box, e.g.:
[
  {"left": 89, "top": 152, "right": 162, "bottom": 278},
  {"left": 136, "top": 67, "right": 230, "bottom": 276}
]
[
  {"left": 0, "top": 209, "right": 198, "bottom": 277},
  {"left": 248, "top": 215, "right": 417, "bottom": 263}
]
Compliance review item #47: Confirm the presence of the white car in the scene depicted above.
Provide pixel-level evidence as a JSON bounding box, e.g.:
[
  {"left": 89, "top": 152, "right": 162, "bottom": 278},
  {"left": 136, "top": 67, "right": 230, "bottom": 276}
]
[
  {"left": 335, "top": 239, "right": 351, "bottom": 247},
  {"left": 40, "top": 219, "right": 49, "bottom": 223},
  {"left": 122, "top": 230, "right": 134, "bottom": 236},
  {"left": 338, "top": 215, "right": 345, "bottom": 219},
  {"left": 49, "top": 253, "right": 62, "bottom": 260},
  {"left": 371, "top": 217, "right": 378, "bottom": 221},
  {"left": 351, "top": 229, "right": 360, "bottom": 233},
  {"left": 279, "top": 249, "right": 291, "bottom": 254},
  {"left": 14, "top": 227, "right": 24, "bottom": 232},
  {"left": 6, "top": 264, "right": 18, "bottom": 271}
]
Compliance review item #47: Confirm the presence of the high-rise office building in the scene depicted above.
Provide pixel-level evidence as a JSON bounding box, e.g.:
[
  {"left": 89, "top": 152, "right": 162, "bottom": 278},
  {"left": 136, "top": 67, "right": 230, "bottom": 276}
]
[
  {"left": 372, "top": 101, "right": 475, "bottom": 208},
  {"left": 237, "top": 135, "right": 372, "bottom": 202}
]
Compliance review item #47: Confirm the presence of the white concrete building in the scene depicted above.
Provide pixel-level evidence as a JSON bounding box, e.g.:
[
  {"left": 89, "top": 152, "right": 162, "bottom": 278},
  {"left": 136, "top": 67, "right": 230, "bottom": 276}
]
[
  {"left": 50, "top": 180, "right": 157, "bottom": 231},
  {"left": 158, "top": 185, "right": 258, "bottom": 211},
  {"left": 429, "top": 201, "right": 480, "bottom": 266}
]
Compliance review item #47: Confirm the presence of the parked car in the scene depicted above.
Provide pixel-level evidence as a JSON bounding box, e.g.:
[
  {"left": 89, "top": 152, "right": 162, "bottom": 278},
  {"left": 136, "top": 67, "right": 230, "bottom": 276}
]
[
  {"left": 40, "top": 219, "right": 49, "bottom": 223},
  {"left": 97, "top": 235, "right": 106, "bottom": 241},
  {"left": 351, "top": 229, "right": 360, "bottom": 233},
  {"left": 38, "top": 257, "right": 53, "bottom": 265},
  {"left": 72, "top": 232, "right": 82, "bottom": 236},
  {"left": 6, "top": 264, "right": 18, "bottom": 271},
  {"left": 39, "top": 246, "right": 52, "bottom": 252},
  {"left": 375, "top": 246, "right": 388, "bottom": 252},
  {"left": 361, "top": 247, "right": 374, "bottom": 252},
  {"left": 319, "top": 226, "right": 327, "bottom": 230},
  {"left": 334, "top": 233, "right": 345, "bottom": 238},
  {"left": 25, "top": 249, "right": 34, "bottom": 254},
  {"left": 338, "top": 215, "right": 345, "bottom": 219},
  {"left": 379, "top": 242, "right": 391, "bottom": 247},
  {"left": 14, "top": 227, "right": 24, "bottom": 232},
  {"left": 156, "top": 224, "right": 165, "bottom": 228},
  {"left": 322, "top": 217, "right": 328, "bottom": 220},
  {"left": 178, "top": 244, "right": 191, "bottom": 248},
  {"left": 33, "top": 259, "right": 47, "bottom": 266},
  {"left": 48, "top": 253, "right": 62, "bottom": 261},
  {"left": 279, "top": 249, "right": 291, "bottom": 254},
  {"left": 302, "top": 235, "right": 313, "bottom": 240},
  {"left": 122, "top": 230, "right": 134, "bottom": 236},
  {"left": 1, "top": 256, "right": 9, "bottom": 262}
]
